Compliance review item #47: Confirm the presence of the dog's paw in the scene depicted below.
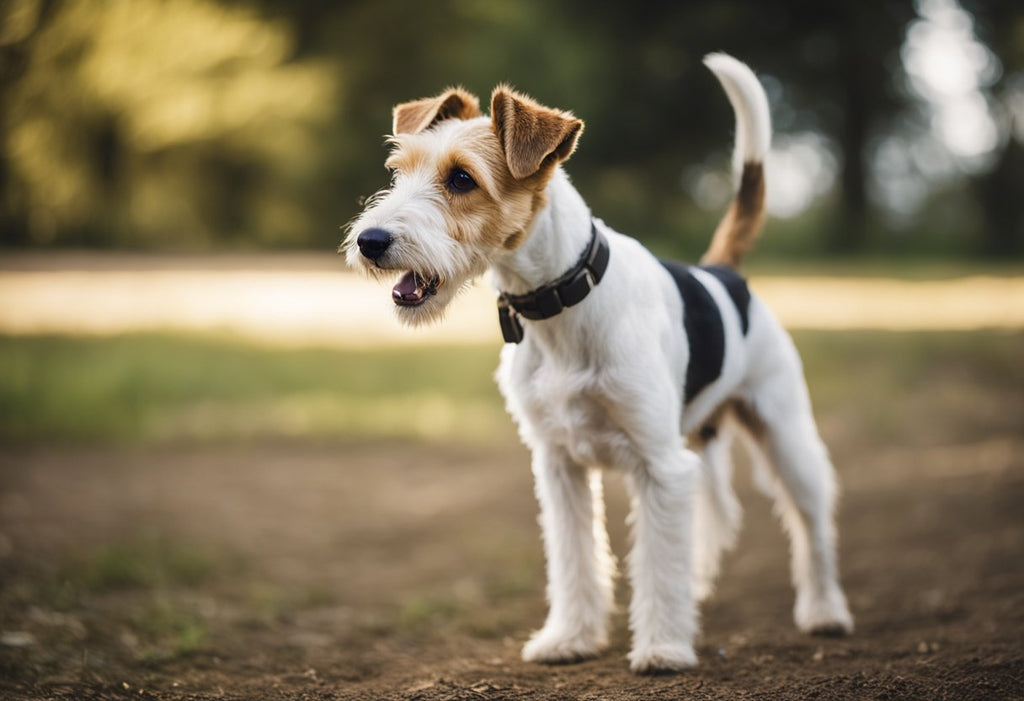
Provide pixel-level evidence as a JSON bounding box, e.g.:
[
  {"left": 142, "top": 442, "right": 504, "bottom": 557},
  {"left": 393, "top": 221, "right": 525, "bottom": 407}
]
[
  {"left": 628, "top": 642, "right": 698, "bottom": 674},
  {"left": 521, "top": 626, "right": 604, "bottom": 664},
  {"left": 795, "top": 589, "right": 854, "bottom": 636}
]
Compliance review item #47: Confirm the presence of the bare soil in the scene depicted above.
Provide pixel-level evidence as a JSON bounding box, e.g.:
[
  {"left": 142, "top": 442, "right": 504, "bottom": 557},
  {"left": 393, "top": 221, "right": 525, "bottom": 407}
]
[{"left": 1, "top": 431, "right": 1022, "bottom": 700}]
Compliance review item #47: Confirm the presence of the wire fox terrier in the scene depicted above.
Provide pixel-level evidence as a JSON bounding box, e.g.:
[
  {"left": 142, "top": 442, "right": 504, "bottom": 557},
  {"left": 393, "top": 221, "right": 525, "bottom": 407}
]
[{"left": 341, "top": 53, "right": 853, "bottom": 673}]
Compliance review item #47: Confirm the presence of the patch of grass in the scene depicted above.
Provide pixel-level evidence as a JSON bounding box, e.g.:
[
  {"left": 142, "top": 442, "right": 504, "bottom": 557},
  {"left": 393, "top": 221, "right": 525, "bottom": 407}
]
[
  {"left": 29, "top": 532, "right": 242, "bottom": 612},
  {"left": 793, "top": 330, "right": 1023, "bottom": 446},
  {"left": 746, "top": 258, "right": 1024, "bottom": 280},
  {"left": 77, "top": 534, "right": 219, "bottom": 591},
  {"left": 0, "top": 333, "right": 507, "bottom": 444},
  {"left": 362, "top": 568, "right": 542, "bottom": 640},
  {"left": 362, "top": 593, "right": 476, "bottom": 638},
  {"left": 5, "top": 536, "right": 228, "bottom": 663},
  {"left": 396, "top": 594, "right": 463, "bottom": 631},
  {"left": 243, "top": 582, "right": 337, "bottom": 625},
  {"left": 794, "top": 330, "right": 1022, "bottom": 404},
  {"left": 133, "top": 595, "right": 210, "bottom": 659},
  {"left": 1, "top": 330, "right": 1020, "bottom": 446}
]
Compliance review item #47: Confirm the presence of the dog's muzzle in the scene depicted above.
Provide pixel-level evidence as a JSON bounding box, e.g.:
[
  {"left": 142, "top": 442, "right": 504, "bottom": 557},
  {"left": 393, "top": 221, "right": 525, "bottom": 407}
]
[
  {"left": 356, "top": 228, "right": 392, "bottom": 262},
  {"left": 353, "top": 226, "right": 442, "bottom": 308}
]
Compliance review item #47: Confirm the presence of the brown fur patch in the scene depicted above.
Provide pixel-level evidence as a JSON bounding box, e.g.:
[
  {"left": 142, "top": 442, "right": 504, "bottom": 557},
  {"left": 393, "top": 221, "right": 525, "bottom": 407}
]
[
  {"left": 446, "top": 123, "right": 552, "bottom": 249},
  {"left": 385, "top": 121, "right": 551, "bottom": 251},
  {"left": 392, "top": 87, "right": 482, "bottom": 135},
  {"left": 731, "top": 398, "right": 766, "bottom": 439},
  {"left": 491, "top": 86, "right": 583, "bottom": 180},
  {"left": 687, "top": 399, "right": 766, "bottom": 450},
  {"left": 687, "top": 403, "right": 731, "bottom": 451},
  {"left": 384, "top": 86, "right": 580, "bottom": 257},
  {"left": 701, "top": 162, "right": 766, "bottom": 269},
  {"left": 384, "top": 141, "right": 430, "bottom": 174}
]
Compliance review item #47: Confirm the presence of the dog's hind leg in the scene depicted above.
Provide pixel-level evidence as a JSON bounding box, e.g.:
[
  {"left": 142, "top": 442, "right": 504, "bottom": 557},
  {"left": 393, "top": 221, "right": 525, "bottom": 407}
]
[
  {"left": 738, "top": 371, "right": 854, "bottom": 636},
  {"left": 692, "top": 421, "right": 743, "bottom": 603},
  {"left": 522, "top": 448, "right": 616, "bottom": 664}
]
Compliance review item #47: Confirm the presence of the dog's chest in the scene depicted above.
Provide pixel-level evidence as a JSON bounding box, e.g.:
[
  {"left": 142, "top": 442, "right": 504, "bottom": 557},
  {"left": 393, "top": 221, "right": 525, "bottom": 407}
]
[{"left": 510, "top": 357, "right": 633, "bottom": 469}]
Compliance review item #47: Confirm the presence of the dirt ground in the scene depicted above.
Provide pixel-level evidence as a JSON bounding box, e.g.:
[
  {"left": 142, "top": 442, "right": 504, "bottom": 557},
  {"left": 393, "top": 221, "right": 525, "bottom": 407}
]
[{"left": 1, "top": 424, "right": 1022, "bottom": 700}]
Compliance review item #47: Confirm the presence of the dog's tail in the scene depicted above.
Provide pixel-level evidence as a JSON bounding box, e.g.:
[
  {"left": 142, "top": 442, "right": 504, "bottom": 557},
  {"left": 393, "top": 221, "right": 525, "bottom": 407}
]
[{"left": 700, "top": 53, "right": 771, "bottom": 269}]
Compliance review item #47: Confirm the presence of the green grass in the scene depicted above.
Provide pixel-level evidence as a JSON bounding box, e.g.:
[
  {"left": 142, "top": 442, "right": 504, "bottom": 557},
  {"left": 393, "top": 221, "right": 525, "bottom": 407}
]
[
  {"left": 11, "top": 533, "right": 234, "bottom": 661},
  {"left": 132, "top": 595, "right": 211, "bottom": 658},
  {"left": 0, "top": 333, "right": 508, "bottom": 444},
  {"left": 32, "top": 531, "right": 240, "bottom": 610},
  {"left": 0, "top": 330, "right": 1021, "bottom": 445},
  {"left": 72, "top": 532, "right": 226, "bottom": 591},
  {"left": 744, "top": 257, "right": 1024, "bottom": 280},
  {"left": 794, "top": 329, "right": 1023, "bottom": 448}
]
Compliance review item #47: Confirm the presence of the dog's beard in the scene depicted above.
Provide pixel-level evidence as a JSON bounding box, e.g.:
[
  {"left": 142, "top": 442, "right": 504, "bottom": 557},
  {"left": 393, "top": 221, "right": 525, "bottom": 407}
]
[
  {"left": 390, "top": 271, "right": 482, "bottom": 327},
  {"left": 342, "top": 241, "right": 485, "bottom": 327},
  {"left": 341, "top": 200, "right": 491, "bottom": 327}
]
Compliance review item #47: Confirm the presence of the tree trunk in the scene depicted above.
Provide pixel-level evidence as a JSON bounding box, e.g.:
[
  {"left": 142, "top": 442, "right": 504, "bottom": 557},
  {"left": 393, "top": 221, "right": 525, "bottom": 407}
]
[{"left": 832, "top": 22, "right": 871, "bottom": 253}]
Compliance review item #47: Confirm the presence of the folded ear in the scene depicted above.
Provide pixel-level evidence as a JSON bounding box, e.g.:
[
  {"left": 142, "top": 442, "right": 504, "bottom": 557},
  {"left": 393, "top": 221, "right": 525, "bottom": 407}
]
[
  {"left": 490, "top": 86, "right": 584, "bottom": 180},
  {"left": 392, "top": 87, "right": 482, "bottom": 135}
]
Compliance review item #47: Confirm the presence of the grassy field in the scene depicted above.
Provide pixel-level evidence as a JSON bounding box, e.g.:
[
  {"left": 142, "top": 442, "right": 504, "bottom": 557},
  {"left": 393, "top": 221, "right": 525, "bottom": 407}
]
[
  {"left": 1, "top": 329, "right": 1022, "bottom": 699},
  {"left": 1, "top": 330, "right": 1021, "bottom": 446},
  {"left": 0, "top": 334, "right": 508, "bottom": 444}
]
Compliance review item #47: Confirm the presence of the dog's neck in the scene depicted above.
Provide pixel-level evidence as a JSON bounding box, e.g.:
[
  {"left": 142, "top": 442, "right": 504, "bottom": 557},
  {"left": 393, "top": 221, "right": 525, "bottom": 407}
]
[{"left": 490, "top": 168, "right": 593, "bottom": 297}]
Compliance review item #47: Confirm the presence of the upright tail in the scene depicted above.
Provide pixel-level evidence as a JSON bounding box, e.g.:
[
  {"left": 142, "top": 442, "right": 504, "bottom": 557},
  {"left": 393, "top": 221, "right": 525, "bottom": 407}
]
[{"left": 700, "top": 53, "right": 771, "bottom": 268}]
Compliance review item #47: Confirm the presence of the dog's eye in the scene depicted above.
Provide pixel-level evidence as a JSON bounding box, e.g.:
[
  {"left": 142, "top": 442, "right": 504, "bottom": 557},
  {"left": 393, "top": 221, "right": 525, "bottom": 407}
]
[{"left": 446, "top": 168, "right": 477, "bottom": 193}]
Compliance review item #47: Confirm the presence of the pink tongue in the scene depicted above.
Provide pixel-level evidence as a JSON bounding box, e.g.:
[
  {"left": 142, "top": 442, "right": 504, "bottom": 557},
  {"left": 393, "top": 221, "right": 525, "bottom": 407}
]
[{"left": 393, "top": 271, "right": 424, "bottom": 303}]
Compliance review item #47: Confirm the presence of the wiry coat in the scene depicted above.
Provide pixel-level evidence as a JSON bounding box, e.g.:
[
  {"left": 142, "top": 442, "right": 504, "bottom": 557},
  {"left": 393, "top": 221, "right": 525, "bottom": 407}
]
[{"left": 342, "top": 53, "right": 852, "bottom": 673}]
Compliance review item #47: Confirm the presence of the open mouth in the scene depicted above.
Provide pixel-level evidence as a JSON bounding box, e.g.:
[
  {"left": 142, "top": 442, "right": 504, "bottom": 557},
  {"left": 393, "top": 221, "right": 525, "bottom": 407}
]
[{"left": 392, "top": 271, "right": 441, "bottom": 307}]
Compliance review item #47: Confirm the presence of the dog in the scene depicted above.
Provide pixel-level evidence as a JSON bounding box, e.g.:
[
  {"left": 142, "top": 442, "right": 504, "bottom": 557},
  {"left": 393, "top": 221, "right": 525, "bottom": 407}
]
[{"left": 341, "top": 53, "right": 853, "bottom": 673}]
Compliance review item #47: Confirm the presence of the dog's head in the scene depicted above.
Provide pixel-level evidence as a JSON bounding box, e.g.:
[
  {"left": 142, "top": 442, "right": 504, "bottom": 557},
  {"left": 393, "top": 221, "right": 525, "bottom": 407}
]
[{"left": 341, "top": 86, "right": 583, "bottom": 325}]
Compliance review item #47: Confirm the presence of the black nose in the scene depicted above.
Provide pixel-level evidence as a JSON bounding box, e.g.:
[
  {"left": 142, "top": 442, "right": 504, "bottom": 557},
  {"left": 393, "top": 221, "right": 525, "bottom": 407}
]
[{"left": 356, "top": 228, "right": 392, "bottom": 261}]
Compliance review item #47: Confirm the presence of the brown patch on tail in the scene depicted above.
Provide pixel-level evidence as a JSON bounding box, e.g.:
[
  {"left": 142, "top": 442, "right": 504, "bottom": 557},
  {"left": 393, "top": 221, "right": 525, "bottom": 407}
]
[{"left": 700, "top": 161, "right": 765, "bottom": 268}]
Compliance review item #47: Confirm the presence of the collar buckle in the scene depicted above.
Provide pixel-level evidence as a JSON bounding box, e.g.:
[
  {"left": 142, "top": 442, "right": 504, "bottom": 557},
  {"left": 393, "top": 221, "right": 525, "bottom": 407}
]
[
  {"left": 497, "top": 299, "right": 524, "bottom": 344},
  {"left": 558, "top": 266, "right": 595, "bottom": 309}
]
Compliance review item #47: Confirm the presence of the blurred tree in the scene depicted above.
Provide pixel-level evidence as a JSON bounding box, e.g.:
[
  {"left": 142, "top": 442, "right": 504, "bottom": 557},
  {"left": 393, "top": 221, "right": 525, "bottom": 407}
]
[
  {"left": 0, "top": 0, "right": 56, "bottom": 244},
  {"left": 962, "top": 0, "right": 1024, "bottom": 256},
  {"left": 0, "top": 0, "right": 1019, "bottom": 258},
  {"left": 826, "top": 2, "right": 917, "bottom": 252},
  {"left": 547, "top": 0, "right": 917, "bottom": 253},
  {"left": 1, "top": 0, "right": 337, "bottom": 248}
]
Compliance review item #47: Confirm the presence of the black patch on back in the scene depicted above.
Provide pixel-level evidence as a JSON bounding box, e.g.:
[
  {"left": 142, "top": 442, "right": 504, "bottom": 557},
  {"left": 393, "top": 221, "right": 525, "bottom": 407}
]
[
  {"left": 700, "top": 264, "right": 751, "bottom": 334},
  {"left": 659, "top": 261, "right": 751, "bottom": 403}
]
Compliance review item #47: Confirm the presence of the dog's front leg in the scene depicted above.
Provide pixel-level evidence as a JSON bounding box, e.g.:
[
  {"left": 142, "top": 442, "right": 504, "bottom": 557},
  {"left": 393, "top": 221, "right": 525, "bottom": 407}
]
[
  {"left": 625, "top": 449, "right": 701, "bottom": 673},
  {"left": 522, "top": 448, "right": 615, "bottom": 664}
]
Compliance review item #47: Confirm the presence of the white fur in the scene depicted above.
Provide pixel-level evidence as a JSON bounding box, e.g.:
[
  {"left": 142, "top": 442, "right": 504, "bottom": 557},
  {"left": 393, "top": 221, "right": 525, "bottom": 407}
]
[
  {"left": 704, "top": 52, "right": 772, "bottom": 165},
  {"left": 343, "top": 53, "right": 852, "bottom": 672},
  {"left": 342, "top": 124, "right": 496, "bottom": 326}
]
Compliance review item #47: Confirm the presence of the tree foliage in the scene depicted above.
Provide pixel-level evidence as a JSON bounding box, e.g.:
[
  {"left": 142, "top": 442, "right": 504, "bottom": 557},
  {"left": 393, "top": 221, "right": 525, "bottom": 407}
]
[{"left": 0, "top": 0, "right": 1020, "bottom": 257}]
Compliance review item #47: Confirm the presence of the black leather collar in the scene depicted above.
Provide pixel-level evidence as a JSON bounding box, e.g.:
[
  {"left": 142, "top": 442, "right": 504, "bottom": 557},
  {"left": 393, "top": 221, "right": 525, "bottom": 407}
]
[{"left": 497, "top": 219, "right": 610, "bottom": 343}]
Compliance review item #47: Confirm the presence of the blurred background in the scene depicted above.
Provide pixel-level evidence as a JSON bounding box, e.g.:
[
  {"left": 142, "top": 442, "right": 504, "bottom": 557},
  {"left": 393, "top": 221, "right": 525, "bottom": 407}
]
[
  {"left": 1, "top": 1, "right": 1022, "bottom": 698},
  {"left": 0, "top": 0, "right": 1021, "bottom": 258}
]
